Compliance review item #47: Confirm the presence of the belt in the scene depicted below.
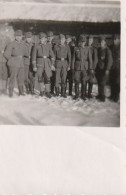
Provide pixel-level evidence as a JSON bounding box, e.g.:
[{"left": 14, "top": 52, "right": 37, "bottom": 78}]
[
  {"left": 56, "top": 58, "right": 67, "bottom": 61},
  {"left": 11, "top": 55, "right": 23, "bottom": 58},
  {"left": 24, "top": 56, "right": 30, "bottom": 59},
  {"left": 37, "top": 56, "right": 48, "bottom": 59}
]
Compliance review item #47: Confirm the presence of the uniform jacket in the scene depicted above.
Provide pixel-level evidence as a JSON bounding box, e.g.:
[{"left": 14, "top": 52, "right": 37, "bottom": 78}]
[
  {"left": 24, "top": 42, "right": 33, "bottom": 66},
  {"left": 88, "top": 46, "right": 98, "bottom": 70},
  {"left": 97, "top": 46, "right": 113, "bottom": 71},
  {"left": 72, "top": 46, "right": 93, "bottom": 71},
  {"left": 53, "top": 44, "right": 71, "bottom": 69},
  {"left": 32, "top": 43, "right": 54, "bottom": 69},
  {"left": 4, "top": 40, "right": 25, "bottom": 67},
  {"left": 112, "top": 44, "right": 120, "bottom": 70}
]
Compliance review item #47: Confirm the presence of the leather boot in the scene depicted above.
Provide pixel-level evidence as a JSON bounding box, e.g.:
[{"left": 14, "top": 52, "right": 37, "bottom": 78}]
[
  {"left": 61, "top": 84, "right": 67, "bottom": 98},
  {"left": 19, "top": 86, "right": 25, "bottom": 96},
  {"left": 40, "top": 91, "right": 44, "bottom": 97},
  {"left": 88, "top": 83, "right": 93, "bottom": 98},
  {"left": 55, "top": 87, "right": 59, "bottom": 96},
  {"left": 81, "top": 84, "right": 86, "bottom": 101},
  {"left": 9, "top": 88, "right": 13, "bottom": 97},
  {"left": 45, "top": 92, "right": 51, "bottom": 98},
  {"left": 73, "top": 83, "right": 79, "bottom": 99},
  {"left": 25, "top": 84, "right": 29, "bottom": 94}
]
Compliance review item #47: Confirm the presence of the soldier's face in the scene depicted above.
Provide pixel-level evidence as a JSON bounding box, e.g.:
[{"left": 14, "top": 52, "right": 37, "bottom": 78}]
[
  {"left": 101, "top": 40, "right": 106, "bottom": 48},
  {"left": 26, "top": 38, "right": 32, "bottom": 43},
  {"left": 15, "top": 36, "right": 22, "bottom": 42},
  {"left": 60, "top": 38, "right": 66, "bottom": 45},
  {"left": 79, "top": 41, "right": 86, "bottom": 47},
  {"left": 40, "top": 37, "right": 47, "bottom": 44},
  {"left": 47, "top": 36, "right": 53, "bottom": 42},
  {"left": 114, "top": 38, "right": 120, "bottom": 45},
  {"left": 66, "top": 38, "right": 72, "bottom": 44},
  {"left": 88, "top": 38, "right": 93, "bottom": 46}
]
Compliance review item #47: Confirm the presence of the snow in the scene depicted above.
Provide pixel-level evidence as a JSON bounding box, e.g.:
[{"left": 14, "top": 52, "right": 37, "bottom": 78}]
[{"left": 0, "top": 85, "right": 120, "bottom": 126}]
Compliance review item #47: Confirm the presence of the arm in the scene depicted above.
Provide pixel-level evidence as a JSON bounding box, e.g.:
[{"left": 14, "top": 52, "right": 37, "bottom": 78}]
[
  {"left": 71, "top": 48, "right": 75, "bottom": 70},
  {"left": 93, "top": 48, "right": 98, "bottom": 70},
  {"left": 4, "top": 43, "right": 12, "bottom": 60},
  {"left": 49, "top": 45, "right": 55, "bottom": 65},
  {"left": 88, "top": 47, "right": 93, "bottom": 70},
  {"left": 31, "top": 44, "right": 38, "bottom": 71},
  {"left": 67, "top": 46, "right": 71, "bottom": 68},
  {"left": 106, "top": 48, "right": 113, "bottom": 70}
]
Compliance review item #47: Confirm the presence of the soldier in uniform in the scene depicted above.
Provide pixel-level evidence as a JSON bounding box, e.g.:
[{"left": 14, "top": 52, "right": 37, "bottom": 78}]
[
  {"left": 109, "top": 34, "right": 120, "bottom": 102},
  {"left": 72, "top": 35, "right": 93, "bottom": 100},
  {"left": 24, "top": 32, "right": 33, "bottom": 94},
  {"left": 4, "top": 30, "right": 25, "bottom": 97},
  {"left": 32, "top": 32, "right": 55, "bottom": 98},
  {"left": 65, "top": 35, "right": 73, "bottom": 96},
  {"left": 96, "top": 36, "right": 113, "bottom": 102},
  {"left": 47, "top": 31, "right": 56, "bottom": 95},
  {"left": 0, "top": 42, "right": 8, "bottom": 95},
  {"left": 53, "top": 34, "right": 71, "bottom": 98},
  {"left": 86, "top": 35, "right": 98, "bottom": 98}
]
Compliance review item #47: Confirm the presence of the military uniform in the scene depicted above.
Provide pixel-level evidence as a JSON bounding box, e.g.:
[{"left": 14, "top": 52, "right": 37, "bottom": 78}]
[
  {"left": 72, "top": 36, "right": 93, "bottom": 100},
  {"left": 96, "top": 37, "right": 113, "bottom": 101},
  {"left": 87, "top": 44, "right": 98, "bottom": 98},
  {"left": 0, "top": 43, "right": 8, "bottom": 94},
  {"left": 53, "top": 34, "right": 71, "bottom": 97},
  {"left": 4, "top": 30, "right": 25, "bottom": 97},
  {"left": 110, "top": 35, "right": 120, "bottom": 102},
  {"left": 32, "top": 32, "right": 54, "bottom": 97},
  {"left": 23, "top": 32, "right": 34, "bottom": 94}
]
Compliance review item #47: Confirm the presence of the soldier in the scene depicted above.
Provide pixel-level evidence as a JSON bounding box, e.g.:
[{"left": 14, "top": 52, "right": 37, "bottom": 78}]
[
  {"left": 65, "top": 35, "right": 73, "bottom": 96},
  {"left": 109, "top": 34, "right": 120, "bottom": 102},
  {"left": 47, "top": 31, "right": 56, "bottom": 95},
  {"left": 0, "top": 43, "right": 8, "bottom": 95},
  {"left": 4, "top": 29, "right": 25, "bottom": 97},
  {"left": 24, "top": 32, "right": 33, "bottom": 94},
  {"left": 86, "top": 35, "right": 98, "bottom": 98},
  {"left": 72, "top": 35, "right": 93, "bottom": 100},
  {"left": 32, "top": 32, "right": 55, "bottom": 98},
  {"left": 96, "top": 36, "right": 113, "bottom": 102},
  {"left": 53, "top": 34, "right": 71, "bottom": 98}
]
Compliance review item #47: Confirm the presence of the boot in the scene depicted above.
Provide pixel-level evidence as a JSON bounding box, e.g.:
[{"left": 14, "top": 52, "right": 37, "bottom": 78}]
[
  {"left": 45, "top": 92, "right": 51, "bottom": 98},
  {"left": 81, "top": 84, "right": 86, "bottom": 101},
  {"left": 25, "top": 84, "right": 30, "bottom": 94},
  {"left": 40, "top": 91, "right": 44, "bottom": 97},
  {"left": 61, "top": 84, "right": 67, "bottom": 98},
  {"left": 19, "top": 86, "right": 25, "bottom": 96},
  {"left": 69, "top": 81, "right": 73, "bottom": 96},
  {"left": 88, "top": 83, "right": 93, "bottom": 99},
  {"left": 9, "top": 88, "right": 13, "bottom": 97},
  {"left": 55, "top": 87, "right": 59, "bottom": 96},
  {"left": 73, "top": 83, "right": 79, "bottom": 99}
]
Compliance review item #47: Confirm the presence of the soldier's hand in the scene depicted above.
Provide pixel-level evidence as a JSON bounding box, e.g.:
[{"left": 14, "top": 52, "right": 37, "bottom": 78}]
[
  {"left": 33, "top": 67, "right": 37, "bottom": 72},
  {"left": 67, "top": 66, "right": 70, "bottom": 71},
  {"left": 105, "top": 70, "right": 109, "bottom": 76},
  {"left": 90, "top": 70, "right": 94, "bottom": 76},
  {"left": 51, "top": 65, "right": 55, "bottom": 71}
]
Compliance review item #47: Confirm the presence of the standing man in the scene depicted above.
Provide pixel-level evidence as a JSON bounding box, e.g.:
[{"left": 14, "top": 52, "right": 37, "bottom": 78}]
[
  {"left": 110, "top": 34, "right": 120, "bottom": 102},
  {"left": 0, "top": 43, "right": 8, "bottom": 95},
  {"left": 32, "top": 32, "right": 55, "bottom": 98},
  {"left": 47, "top": 31, "right": 56, "bottom": 95},
  {"left": 87, "top": 35, "right": 98, "bottom": 98},
  {"left": 96, "top": 36, "right": 113, "bottom": 102},
  {"left": 72, "top": 35, "right": 93, "bottom": 100},
  {"left": 65, "top": 35, "right": 73, "bottom": 96},
  {"left": 24, "top": 32, "right": 33, "bottom": 94},
  {"left": 54, "top": 34, "right": 71, "bottom": 98},
  {"left": 4, "top": 29, "right": 25, "bottom": 97}
]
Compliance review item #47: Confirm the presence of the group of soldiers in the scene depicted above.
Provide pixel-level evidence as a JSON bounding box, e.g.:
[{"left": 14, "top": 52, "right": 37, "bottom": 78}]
[{"left": 0, "top": 29, "right": 120, "bottom": 102}]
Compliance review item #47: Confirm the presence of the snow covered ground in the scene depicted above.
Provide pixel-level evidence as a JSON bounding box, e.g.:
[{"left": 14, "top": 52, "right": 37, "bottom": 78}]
[{"left": 0, "top": 85, "right": 120, "bottom": 126}]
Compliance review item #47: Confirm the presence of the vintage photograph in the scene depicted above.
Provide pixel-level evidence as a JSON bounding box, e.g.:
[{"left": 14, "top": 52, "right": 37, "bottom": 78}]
[{"left": 0, "top": 0, "right": 120, "bottom": 126}]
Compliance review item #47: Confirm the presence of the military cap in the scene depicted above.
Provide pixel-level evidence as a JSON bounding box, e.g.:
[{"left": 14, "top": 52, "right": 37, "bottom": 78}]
[
  {"left": 79, "top": 35, "right": 87, "bottom": 42},
  {"left": 113, "top": 34, "right": 120, "bottom": 40},
  {"left": 15, "top": 30, "right": 23, "bottom": 36},
  {"left": 65, "top": 35, "right": 71, "bottom": 39},
  {"left": 59, "top": 34, "right": 65, "bottom": 39},
  {"left": 25, "top": 32, "right": 32, "bottom": 38},
  {"left": 47, "top": 31, "right": 54, "bottom": 37},
  {"left": 39, "top": 32, "right": 47, "bottom": 39},
  {"left": 99, "top": 36, "right": 106, "bottom": 41}
]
